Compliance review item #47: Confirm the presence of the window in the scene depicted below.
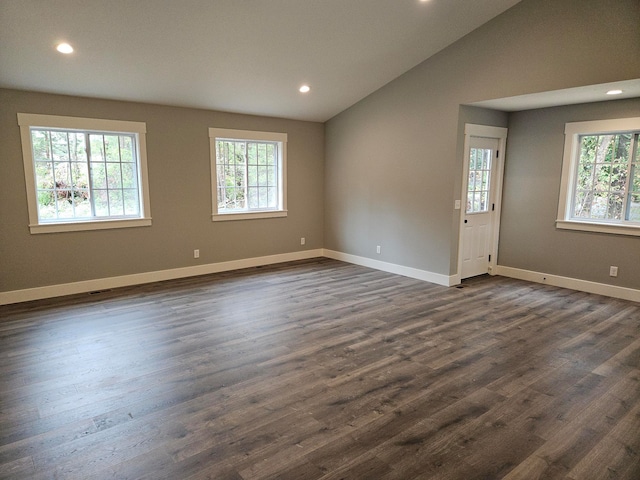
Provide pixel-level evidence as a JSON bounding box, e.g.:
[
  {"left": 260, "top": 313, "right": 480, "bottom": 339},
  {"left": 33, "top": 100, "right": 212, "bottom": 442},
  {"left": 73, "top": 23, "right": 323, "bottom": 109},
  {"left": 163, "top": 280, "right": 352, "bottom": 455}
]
[
  {"left": 557, "top": 117, "right": 640, "bottom": 236},
  {"left": 467, "top": 147, "right": 493, "bottom": 214},
  {"left": 18, "top": 114, "right": 151, "bottom": 234},
  {"left": 209, "top": 128, "right": 287, "bottom": 221}
]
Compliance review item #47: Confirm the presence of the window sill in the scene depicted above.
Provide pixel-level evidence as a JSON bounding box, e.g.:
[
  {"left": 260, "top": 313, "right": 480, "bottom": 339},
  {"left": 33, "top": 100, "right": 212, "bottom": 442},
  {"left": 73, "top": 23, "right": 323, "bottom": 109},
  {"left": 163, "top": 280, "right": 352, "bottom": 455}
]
[
  {"left": 30, "top": 218, "right": 152, "bottom": 234},
  {"left": 212, "top": 210, "right": 287, "bottom": 222},
  {"left": 556, "top": 219, "right": 640, "bottom": 237}
]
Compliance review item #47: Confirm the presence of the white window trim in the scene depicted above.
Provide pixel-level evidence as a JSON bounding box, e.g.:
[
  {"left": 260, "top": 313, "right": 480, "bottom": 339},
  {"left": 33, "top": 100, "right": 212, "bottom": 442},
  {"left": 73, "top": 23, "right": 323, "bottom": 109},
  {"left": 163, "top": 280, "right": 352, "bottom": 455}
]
[
  {"left": 557, "top": 117, "right": 640, "bottom": 237},
  {"left": 209, "top": 127, "right": 287, "bottom": 221},
  {"left": 18, "top": 113, "right": 152, "bottom": 234}
]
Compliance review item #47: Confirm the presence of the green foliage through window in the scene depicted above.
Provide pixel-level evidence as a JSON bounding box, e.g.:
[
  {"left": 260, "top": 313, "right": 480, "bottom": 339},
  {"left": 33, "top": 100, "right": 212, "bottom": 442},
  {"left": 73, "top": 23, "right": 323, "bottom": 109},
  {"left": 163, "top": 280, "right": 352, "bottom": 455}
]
[
  {"left": 572, "top": 132, "right": 640, "bottom": 222},
  {"left": 31, "top": 128, "right": 140, "bottom": 221},
  {"left": 467, "top": 147, "right": 492, "bottom": 214},
  {"left": 215, "top": 139, "right": 280, "bottom": 212}
]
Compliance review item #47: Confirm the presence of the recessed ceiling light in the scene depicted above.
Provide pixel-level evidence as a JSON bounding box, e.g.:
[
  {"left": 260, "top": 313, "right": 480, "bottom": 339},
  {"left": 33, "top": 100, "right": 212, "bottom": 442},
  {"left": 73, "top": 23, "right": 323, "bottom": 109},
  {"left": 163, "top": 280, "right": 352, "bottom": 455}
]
[
  {"left": 606, "top": 89, "right": 623, "bottom": 95},
  {"left": 299, "top": 85, "right": 311, "bottom": 93},
  {"left": 56, "top": 43, "right": 74, "bottom": 54}
]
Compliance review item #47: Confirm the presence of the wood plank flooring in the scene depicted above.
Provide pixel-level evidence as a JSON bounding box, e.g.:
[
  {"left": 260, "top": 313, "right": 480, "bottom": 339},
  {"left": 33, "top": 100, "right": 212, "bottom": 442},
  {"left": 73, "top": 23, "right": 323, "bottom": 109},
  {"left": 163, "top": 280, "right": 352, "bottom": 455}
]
[{"left": 0, "top": 258, "right": 639, "bottom": 479}]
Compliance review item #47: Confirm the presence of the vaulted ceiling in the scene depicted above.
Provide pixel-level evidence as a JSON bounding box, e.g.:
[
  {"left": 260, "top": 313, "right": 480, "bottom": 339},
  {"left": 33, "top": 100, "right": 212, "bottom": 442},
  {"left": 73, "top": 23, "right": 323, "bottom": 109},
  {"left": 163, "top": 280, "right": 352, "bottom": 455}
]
[{"left": 0, "top": 0, "right": 523, "bottom": 122}]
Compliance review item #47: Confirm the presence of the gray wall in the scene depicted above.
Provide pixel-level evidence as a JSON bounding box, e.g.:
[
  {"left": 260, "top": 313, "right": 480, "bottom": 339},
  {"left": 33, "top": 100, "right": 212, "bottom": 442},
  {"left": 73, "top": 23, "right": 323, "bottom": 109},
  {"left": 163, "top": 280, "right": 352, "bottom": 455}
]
[
  {"left": 324, "top": 0, "right": 640, "bottom": 277},
  {"left": 500, "top": 98, "right": 640, "bottom": 289},
  {"left": 0, "top": 89, "right": 324, "bottom": 292}
]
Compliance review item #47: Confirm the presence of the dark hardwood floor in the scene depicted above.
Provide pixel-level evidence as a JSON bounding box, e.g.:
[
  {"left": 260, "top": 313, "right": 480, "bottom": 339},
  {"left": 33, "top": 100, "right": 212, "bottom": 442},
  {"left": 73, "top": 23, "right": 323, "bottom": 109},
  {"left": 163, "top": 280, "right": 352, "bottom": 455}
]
[{"left": 1, "top": 258, "right": 639, "bottom": 479}]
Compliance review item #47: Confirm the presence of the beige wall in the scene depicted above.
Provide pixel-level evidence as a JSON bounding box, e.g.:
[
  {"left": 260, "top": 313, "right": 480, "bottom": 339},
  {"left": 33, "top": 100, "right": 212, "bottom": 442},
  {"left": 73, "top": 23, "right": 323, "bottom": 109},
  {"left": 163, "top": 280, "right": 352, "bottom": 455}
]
[
  {"left": 324, "top": 0, "right": 640, "bottom": 281},
  {"left": 2, "top": 0, "right": 640, "bottom": 296},
  {"left": 0, "top": 89, "right": 325, "bottom": 292}
]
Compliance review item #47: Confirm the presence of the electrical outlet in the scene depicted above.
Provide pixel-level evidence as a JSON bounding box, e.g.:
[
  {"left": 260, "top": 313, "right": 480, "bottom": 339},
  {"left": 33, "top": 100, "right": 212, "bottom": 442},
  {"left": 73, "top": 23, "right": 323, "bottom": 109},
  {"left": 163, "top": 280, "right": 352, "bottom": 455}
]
[
  {"left": 194, "top": 249, "right": 200, "bottom": 259},
  {"left": 609, "top": 266, "right": 618, "bottom": 277},
  {"left": 454, "top": 200, "right": 461, "bottom": 210},
  {"left": 376, "top": 245, "right": 381, "bottom": 254},
  {"left": 301, "top": 237, "right": 306, "bottom": 245}
]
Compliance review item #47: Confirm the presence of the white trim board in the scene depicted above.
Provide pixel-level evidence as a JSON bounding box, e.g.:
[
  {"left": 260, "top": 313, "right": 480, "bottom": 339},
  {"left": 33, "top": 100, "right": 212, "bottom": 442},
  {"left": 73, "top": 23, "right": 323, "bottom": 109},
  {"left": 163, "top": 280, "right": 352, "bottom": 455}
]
[
  {"left": 4, "top": 251, "right": 637, "bottom": 306},
  {"left": 496, "top": 265, "right": 640, "bottom": 303},
  {"left": 0, "top": 249, "right": 323, "bottom": 306},
  {"left": 0, "top": 248, "right": 452, "bottom": 306},
  {"left": 323, "top": 249, "right": 457, "bottom": 287}
]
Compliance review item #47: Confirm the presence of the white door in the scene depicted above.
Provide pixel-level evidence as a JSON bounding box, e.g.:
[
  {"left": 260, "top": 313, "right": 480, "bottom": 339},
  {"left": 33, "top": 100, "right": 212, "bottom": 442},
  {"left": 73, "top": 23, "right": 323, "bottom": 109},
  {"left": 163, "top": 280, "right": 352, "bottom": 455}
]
[{"left": 460, "top": 136, "right": 499, "bottom": 279}]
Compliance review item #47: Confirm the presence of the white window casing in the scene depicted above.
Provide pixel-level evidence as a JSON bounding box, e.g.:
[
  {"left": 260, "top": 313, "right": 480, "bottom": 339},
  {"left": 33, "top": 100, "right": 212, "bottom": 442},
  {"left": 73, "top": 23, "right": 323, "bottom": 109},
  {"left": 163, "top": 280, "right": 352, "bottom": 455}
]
[
  {"left": 18, "top": 113, "right": 152, "bottom": 234},
  {"left": 557, "top": 117, "right": 640, "bottom": 236},
  {"left": 209, "top": 128, "right": 287, "bottom": 221}
]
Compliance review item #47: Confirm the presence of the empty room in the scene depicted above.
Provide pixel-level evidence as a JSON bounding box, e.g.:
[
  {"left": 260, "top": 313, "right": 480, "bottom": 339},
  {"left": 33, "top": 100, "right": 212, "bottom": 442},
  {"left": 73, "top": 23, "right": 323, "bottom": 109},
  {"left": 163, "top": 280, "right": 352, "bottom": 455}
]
[{"left": 1, "top": 0, "right": 639, "bottom": 478}]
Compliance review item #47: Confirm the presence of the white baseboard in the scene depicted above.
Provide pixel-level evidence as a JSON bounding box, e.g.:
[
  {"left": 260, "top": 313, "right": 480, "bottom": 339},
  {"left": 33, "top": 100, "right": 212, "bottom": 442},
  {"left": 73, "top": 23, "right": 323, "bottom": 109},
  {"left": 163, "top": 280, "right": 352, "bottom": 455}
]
[
  {"left": 0, "top": 249, "right": 324, "bottom": 306},
  {"left": 6, "top": 252, "right": 635, "bottom": 306},
  {"left": 496, "top": 265, "right": 640, "bottom": 303},
  {"left": 322, "top": 249, "right": 457, "bottom": 287}
]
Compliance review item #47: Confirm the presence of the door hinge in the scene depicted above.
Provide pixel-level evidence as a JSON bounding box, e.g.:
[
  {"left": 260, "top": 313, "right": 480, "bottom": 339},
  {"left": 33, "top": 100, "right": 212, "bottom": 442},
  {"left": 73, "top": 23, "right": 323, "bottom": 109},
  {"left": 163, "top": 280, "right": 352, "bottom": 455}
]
[
  {"left": 496, "top": 150, "right": 499, "bottom": 157},
  {"left": 492, "top": 203, "right": 495, "bottom": 211},
  {"left": 488, "top": 254, "right": 492, "bottom": 262}
]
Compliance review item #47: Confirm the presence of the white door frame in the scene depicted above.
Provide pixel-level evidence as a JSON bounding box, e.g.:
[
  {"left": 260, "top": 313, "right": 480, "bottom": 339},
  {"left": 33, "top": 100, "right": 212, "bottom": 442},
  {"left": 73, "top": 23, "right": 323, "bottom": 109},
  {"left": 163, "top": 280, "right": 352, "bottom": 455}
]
[{"left": 456, "top": 123, "right": 508, "bottom": 283}]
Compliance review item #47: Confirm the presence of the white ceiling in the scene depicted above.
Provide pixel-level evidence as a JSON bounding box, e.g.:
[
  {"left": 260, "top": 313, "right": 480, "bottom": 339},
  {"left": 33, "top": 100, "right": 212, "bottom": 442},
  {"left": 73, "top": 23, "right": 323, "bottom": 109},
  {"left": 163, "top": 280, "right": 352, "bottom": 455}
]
[
  {"left": 471, "top": 79, "right": 640, "bottom": 112},
  {"left": 0, "top": 0, "right": 524, "bottom": 122}
]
